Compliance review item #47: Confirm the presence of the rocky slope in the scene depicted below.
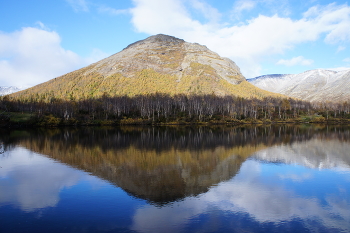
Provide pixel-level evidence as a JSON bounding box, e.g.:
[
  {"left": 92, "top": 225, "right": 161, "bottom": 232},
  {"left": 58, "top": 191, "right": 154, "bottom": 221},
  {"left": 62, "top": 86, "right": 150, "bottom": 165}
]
[
  {"left": 11, "top": 34, "right": 282, "bottom": 100},
  {"left": 249, "top": 69, "right": 350, "bottom": 102}
]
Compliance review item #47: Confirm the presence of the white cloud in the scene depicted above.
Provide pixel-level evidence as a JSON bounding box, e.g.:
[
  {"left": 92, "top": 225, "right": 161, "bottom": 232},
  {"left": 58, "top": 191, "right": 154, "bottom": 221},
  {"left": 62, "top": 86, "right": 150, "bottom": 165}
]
[
  {"left": 98, "top": 6, "right": 129, "bottom": 15},
  {"left": 130, "top": 0, "right": 350, "bottom": 79},
  {"left": 343, "top": 58, "right": 350, "bottom": 63},
  {"left": 277, "top": 56, "right": 314, "bottom": 66},
  {"left": 0, "top": 27, "right": 106, "bottom": 87},
  {"left": 232, "top": 0, "right": 256, "bottom": 16},
  {"left": 304, "top": 4, "right": 350, "bottom": 44},
  {"left": 131, "top": 0, "right": 200, "bottom": 34},
  {"left": 189, "top": 0, "right": 221, "bottom": 23},
  {"left": 35, "top": 21, "right": 49, "bottom": 30},
  {"left": 65, "top": 0, "right": 89, "bottom": 12}
]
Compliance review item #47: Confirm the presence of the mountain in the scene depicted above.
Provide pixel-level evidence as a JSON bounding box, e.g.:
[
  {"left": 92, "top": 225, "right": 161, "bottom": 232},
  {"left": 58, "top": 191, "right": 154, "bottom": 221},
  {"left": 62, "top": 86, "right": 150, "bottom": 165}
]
[
  {"left": 248, "top": 74, "right": 289, "bottom": 82},
  {"left": 11, "top": 34, "right": 282, "bottom": 100},
  {"left": 249, "top": 69, "right": 350, "bottom": 102},
  {"left": 0, "top": 86, "right": 21, "bottom": 96}
]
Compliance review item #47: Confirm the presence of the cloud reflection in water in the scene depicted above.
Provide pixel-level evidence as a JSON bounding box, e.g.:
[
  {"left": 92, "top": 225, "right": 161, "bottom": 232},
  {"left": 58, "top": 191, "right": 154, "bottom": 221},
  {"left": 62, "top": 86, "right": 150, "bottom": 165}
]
[
  {"left": 132, "top": 149, "right": 350, "bottom": 233},
  {"left": 0, "top": 147, "right": 83, "bottom": 212}
]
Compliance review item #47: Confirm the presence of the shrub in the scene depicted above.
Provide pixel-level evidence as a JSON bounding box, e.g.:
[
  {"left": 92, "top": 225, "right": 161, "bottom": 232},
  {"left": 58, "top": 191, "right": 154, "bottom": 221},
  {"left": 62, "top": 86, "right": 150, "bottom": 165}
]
[
  {"left": 38, "top": 114, "right": 61, "bottom": 126},
  {"left": 310, "top": 116, "right": 326, "bottom": 123}
]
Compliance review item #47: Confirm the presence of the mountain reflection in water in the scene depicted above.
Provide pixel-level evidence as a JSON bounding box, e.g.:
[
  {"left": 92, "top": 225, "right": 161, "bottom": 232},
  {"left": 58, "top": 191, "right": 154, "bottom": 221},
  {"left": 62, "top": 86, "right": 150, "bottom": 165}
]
[
  {"left": 1, "top": 125, "right": 349, "bottom": 205},
  {"left": 1, "top": 125, "right": 350, "bottom": 232}
]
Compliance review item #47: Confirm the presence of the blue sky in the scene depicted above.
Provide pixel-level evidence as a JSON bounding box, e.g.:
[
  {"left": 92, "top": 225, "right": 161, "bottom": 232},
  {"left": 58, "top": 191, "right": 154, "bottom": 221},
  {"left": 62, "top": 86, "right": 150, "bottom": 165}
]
[{"left": 0, "top": 0, "right": 350, "bottom": 87}]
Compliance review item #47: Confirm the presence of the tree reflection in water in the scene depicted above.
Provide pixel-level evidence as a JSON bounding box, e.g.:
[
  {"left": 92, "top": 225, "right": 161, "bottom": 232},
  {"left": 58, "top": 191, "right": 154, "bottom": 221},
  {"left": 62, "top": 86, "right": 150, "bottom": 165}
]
[{"left": 0, "top": 125, "right": 349, "bottom": 205}]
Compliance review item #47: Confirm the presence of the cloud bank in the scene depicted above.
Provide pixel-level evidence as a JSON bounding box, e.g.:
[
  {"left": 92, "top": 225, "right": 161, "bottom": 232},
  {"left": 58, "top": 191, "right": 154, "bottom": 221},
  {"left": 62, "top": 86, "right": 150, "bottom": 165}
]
[
  {"left": 130, "top": 0, "right": 350, "bottom": 78},
  {"left": 0, "top": 26, "right": 106, "bottom": 87}
]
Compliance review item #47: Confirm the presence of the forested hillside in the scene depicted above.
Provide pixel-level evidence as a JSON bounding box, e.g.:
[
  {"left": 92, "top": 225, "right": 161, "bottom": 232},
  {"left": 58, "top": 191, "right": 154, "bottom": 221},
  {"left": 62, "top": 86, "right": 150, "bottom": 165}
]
[
  {"left": 9, "top": 34, "right": 283, "bottom": 101},
  {"left": 2, "top": 35, "right": 350, "bottom": 126}
]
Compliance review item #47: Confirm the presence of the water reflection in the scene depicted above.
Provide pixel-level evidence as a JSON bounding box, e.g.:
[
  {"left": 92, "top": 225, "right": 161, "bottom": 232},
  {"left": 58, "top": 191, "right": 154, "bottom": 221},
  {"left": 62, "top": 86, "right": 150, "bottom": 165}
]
[
  {"left": 0, "top": 147, "right": 83, "bottom": 211},
  {"left": 254, "top": 137, "right": 350, "bottom": 170},
  {"left": 132, "top": 159, "right": 350, "bottom": 232},
  {"left": 0, "top": 125, "right": 349, "bottom": 232},
  {"left": 1, "top": 125, "right": 349, "bottom": 205},
  {"left": 1, "top": 126, "right": 271, "bottom": 204}
]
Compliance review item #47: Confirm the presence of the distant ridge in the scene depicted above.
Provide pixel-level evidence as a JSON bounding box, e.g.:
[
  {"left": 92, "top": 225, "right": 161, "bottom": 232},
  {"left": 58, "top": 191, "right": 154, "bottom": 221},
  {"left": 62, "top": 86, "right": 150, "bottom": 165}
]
[
  {"left": 0, "top": 86, "right": 21, "bottom": 96},
  {"left": 249, "top": 69, "right": 350, "bottom": 102},
  {"left": 10, "top": 34, "right": 283, "bottom": 101},
  {"left": 248, "top": 74, "right": 290, "bottom": 82}
]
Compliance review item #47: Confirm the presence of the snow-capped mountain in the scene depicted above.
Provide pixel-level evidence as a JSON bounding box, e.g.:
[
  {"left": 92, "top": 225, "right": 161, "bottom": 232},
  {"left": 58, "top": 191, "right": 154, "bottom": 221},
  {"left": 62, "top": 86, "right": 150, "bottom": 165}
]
[
  {"left": 0, "top": 86, "right": 22, "bottom": 96},
  {"left": 248, "top": 74, "right": 290, "bottom": 82},
  {"left": 249, "top": 69, "right": 350, "bottom": 102}
]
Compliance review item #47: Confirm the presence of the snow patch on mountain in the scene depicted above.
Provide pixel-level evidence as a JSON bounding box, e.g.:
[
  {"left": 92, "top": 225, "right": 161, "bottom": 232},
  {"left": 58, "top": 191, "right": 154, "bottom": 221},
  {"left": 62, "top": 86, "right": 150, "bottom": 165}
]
[
  {"left": 249, "top": 69, "right": 350, "bottom": 102},
  {"left": 0, "top": 86, "right": 22, "bottom": 96}
]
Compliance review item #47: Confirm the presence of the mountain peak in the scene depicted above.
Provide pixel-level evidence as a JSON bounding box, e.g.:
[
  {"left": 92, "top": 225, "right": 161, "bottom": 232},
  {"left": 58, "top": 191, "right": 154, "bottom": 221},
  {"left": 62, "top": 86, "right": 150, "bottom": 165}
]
[
  {"left": 10, "top": 35, "right": 284, "bottom": 100},
  {"left": 124, "top": 34, "right": 184, "bottom": 50},
  {"left": 145, "top": 34, "right": 184, "bottom": 43}
]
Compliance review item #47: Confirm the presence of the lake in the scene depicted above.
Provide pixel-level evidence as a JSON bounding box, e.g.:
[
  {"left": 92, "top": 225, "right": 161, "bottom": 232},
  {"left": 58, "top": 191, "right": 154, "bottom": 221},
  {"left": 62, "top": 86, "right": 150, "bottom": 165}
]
[{"left": 0, "top": 125, "right": 349, "bottom": 233}]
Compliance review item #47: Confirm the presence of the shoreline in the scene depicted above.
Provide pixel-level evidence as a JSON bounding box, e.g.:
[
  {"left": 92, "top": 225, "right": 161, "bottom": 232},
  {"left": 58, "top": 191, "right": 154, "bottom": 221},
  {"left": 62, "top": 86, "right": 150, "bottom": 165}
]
[{"left": 1, "top": 117, "right": 350, "bottom": 128}]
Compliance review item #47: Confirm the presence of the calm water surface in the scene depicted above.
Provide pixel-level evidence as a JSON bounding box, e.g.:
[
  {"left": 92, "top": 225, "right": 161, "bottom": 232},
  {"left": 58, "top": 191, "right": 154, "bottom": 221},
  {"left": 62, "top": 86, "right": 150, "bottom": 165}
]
[{"left": 0, "top": 125, "right": 349, "bottom": 232}]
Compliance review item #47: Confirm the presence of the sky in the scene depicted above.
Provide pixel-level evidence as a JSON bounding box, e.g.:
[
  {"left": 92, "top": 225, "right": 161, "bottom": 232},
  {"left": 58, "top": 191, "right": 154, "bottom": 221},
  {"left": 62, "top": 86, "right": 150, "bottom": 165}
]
[{"left": 0, "top": 0, "right": 350, "bottom": 87}]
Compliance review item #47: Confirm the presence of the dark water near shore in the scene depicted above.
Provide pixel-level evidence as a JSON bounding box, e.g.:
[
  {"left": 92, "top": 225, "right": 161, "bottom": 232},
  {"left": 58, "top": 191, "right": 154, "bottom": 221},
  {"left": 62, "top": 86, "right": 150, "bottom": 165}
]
[{"left": 0, "top": 125, "right": 349, "bottom": 233}]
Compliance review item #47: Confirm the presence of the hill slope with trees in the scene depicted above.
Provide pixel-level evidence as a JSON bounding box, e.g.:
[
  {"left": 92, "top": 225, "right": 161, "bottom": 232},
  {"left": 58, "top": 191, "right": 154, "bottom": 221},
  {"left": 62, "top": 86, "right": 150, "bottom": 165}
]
[{"left": 10, "top": 34, "right": 283, "bottom": 101}]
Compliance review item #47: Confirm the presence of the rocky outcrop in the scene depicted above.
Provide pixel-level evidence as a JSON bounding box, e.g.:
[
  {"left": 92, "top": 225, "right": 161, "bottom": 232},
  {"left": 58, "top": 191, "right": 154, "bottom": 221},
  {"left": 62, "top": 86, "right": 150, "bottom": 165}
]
[{"left": 91, "top": 34, "right": 244, "bottom": 85}]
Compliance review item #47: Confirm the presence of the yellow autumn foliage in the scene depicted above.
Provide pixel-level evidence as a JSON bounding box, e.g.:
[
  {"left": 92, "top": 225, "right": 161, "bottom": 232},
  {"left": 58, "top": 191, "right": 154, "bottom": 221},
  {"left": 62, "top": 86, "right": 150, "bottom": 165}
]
[{"left": 10, "top": 65, "right": 284, "bottom": 102}]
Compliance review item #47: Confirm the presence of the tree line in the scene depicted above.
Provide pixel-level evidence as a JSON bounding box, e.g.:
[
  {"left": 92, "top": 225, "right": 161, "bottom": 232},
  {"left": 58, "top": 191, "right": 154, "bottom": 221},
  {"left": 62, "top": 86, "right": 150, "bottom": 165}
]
[{"left": 1, "top": 93, "right": 350, "bottom": 125}]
